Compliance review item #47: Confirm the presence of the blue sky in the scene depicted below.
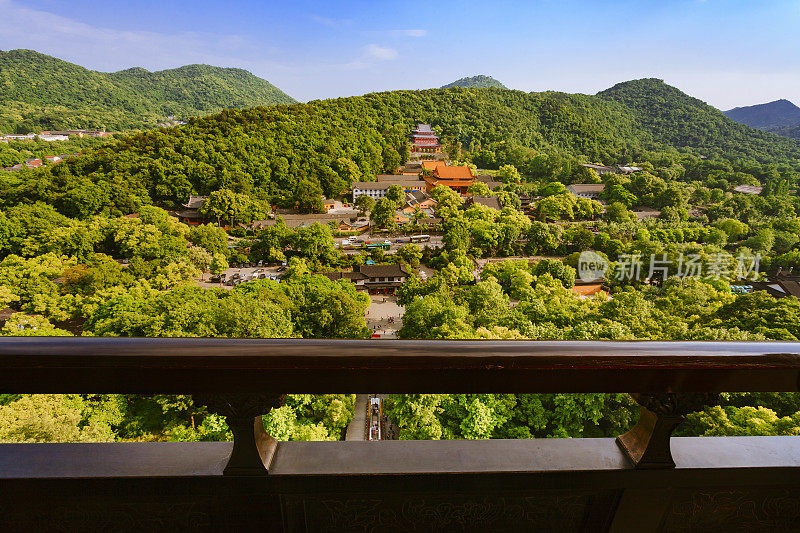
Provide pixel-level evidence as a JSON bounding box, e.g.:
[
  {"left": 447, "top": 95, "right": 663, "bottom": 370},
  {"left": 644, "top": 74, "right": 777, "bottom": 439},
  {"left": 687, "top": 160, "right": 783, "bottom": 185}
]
[{"left": 1, "top": 0, "right": 799, "bottom": 109}]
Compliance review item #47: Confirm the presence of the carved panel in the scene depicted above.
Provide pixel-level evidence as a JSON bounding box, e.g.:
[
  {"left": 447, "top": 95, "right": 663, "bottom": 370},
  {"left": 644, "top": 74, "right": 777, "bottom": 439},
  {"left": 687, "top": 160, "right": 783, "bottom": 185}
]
[
  {"left": 288, "top": 490, "right": 617, "bottom": 532},
  {"left": 661, "top": 488, "right": 800, "bottom": 532}
]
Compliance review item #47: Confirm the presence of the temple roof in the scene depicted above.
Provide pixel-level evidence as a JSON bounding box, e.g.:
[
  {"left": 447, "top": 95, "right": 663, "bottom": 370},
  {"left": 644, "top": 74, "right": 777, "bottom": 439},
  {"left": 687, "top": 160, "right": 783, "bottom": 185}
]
[
  {"left": 433, "top": 166, "right": 474, "bottom": 180},
  {"left": 422, "top": 161, "right": 448, "bottom": 171},
  {"left": 182, "top": 195, "right": 207, "bottom": 209}
]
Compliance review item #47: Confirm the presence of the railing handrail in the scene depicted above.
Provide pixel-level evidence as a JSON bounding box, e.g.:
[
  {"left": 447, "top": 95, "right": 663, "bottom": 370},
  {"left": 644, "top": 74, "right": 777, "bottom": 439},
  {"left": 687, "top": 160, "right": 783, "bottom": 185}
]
[
  {"left": 4, "top": 338, "right": 800, "bottom": 473},
  {"left": 2, "top": 338, "right": 800, "bottom": 394}
]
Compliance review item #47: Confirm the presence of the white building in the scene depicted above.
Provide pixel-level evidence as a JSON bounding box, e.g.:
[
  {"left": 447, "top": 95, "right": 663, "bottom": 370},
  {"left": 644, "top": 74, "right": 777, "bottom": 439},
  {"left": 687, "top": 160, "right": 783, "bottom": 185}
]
[
  {"left": 567, "top": 184, "right": 606, "bottom": 199},
  {"left": 352, "top": 180, "right": 426, "bottom": 201},
  {"left": 37, "top": 134, "right": 69, "bottom": 142}
]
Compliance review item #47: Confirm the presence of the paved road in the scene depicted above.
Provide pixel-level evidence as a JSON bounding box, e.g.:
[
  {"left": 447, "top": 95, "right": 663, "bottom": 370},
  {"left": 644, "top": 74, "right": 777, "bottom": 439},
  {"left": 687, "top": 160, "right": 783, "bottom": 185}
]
[{"left": 339, "top": 235, "right": 444, "bottom": 255}]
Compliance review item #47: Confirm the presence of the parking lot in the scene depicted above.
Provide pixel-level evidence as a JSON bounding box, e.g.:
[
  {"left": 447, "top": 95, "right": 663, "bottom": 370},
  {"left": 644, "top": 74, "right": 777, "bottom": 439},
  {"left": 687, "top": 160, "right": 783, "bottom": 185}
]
[{"left": 196, "top": 264, "right": 285, "bottom": 289}]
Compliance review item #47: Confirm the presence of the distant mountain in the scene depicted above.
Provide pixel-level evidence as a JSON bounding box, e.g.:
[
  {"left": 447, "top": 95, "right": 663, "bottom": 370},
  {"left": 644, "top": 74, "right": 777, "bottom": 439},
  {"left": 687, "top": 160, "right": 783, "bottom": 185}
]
[
  {"left": 441, "top": 75, "right": 507, "bottom": 89},
  {"left": 723, "top": 99, "right": 800, "bottom": 139},
  {"left": 596, "top": 78, "right": 800, "bottom": 158},
  {"left": 0, "top": 49, "right": 296, "bottom": 132}
]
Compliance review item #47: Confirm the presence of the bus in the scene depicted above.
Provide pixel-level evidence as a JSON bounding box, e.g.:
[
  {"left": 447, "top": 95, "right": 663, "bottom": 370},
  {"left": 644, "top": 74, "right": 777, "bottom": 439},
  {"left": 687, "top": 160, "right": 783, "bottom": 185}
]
[
  {"left": 365, "top": 242, "right": 390, "bottom": 250},
  {"left": 368, "top": 396, "right": 382, "bottom": 441},
  {"left": 410, "top": 234, "right": 430, "bottom": 243}
]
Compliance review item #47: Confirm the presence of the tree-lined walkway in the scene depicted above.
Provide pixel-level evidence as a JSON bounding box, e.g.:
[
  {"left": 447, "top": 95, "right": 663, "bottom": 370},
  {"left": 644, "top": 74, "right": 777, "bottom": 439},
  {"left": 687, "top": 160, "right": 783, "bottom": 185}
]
[{"left": 345, "top": 394, "right": 369, "bottom": 441}]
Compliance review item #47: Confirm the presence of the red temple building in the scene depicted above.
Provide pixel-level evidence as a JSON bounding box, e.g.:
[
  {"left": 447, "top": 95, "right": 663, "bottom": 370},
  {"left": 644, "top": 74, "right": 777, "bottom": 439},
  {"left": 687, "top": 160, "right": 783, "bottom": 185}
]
[
  {"left": 410, "top": 123, "right": 441, "bottom": 154},
  {"left": 423, "top": 165, "right": 475, "bottom": 194}
]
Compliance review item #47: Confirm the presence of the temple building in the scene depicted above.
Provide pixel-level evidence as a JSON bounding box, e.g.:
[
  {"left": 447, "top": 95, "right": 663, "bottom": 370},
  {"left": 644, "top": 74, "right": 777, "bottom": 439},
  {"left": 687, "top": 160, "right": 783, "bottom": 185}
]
[
  {"left": 410, "top": 124, "right": 441, "bottom": 155},
  {"left": 320, "top": 264, "right": 411, "bottom": 295},
  {"left": 175, "top": 195, "right": 210, "bottom": 225},
  {"left": 352, "top": 180, "right": 426, "bottom": 200},
  {"left": 423, "top": 165, "right": 476, "bottom": 194}
]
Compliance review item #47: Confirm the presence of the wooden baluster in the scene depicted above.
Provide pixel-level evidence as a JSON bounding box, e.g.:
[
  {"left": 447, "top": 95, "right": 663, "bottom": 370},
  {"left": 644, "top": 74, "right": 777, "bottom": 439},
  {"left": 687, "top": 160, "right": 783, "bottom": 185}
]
[
  {"left": 616, "top": 393, "right": 718, "bottom": 469},
  {"left": 195, "top": 394, "right": 285, "bottom": 476}
]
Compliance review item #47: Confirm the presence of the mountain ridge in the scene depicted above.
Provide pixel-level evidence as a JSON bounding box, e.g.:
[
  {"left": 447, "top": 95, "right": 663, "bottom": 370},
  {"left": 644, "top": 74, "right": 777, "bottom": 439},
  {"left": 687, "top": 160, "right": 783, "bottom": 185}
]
[
  {"left": 0, "top": 49, "right": 296, "bottom": 132},
  {"left": 441, "top": 75, "right": 507, "bottom": 89},
  {"left": 722, "top": 99, "right": 800, "bottom": 139}
]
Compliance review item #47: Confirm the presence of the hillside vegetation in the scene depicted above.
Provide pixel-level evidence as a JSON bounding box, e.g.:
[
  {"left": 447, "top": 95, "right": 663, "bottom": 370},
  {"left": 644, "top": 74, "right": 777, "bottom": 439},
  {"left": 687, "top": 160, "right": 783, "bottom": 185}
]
[
  {"left": 0, "top": 49, "right": 295, "bottom": 132},
  {"left": 3, "top": 79, "right": 800, "bottom": 218},
  {"left": 596, "top": 79, "right": 800, "bottom": 159}
]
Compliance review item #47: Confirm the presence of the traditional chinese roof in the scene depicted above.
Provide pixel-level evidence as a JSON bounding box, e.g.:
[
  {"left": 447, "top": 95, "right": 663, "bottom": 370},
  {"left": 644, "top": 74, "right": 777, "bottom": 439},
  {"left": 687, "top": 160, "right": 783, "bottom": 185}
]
[
  {"left": 356, "top": 264, "right": 410, "bottom": 279},
  {"left": 376, "top": 174, "right": 422, "bottom": 182},
  {"left": 182, "top": 195, "right": 207, "bottom": 209},
  {"left": 320, "top": 271, "right": 368, "bottom": 282},
  {"left": 567, "top": 184, "right": 605, "bottom": 195},
  {"left": 632, "top": 207, "right": 661, "bottom": 220},
  {"left": 422, "top": 161, "right": 448, "bottom": 171},
  {"left": 433, "top": 166, "right": 474, "bottom": 180},
  {"left": 476, "top": 175, "right": 504, "bottom": 189},
  {"left": 406, "top": 190, "right": 434, "bottom": 204},
  {"left": 175, "top": 210, "right": 203, "bottom": 219},
  {"left": 572, "top": 284, "right": 605, "bottom": 297},
  {"left": 424, "top": 175, "right": 475, "bottom": 188},
  {"left": 582, "top": 163, "right": 616, "bottom": 171},
  {"left": 471, "top": 196, "right": 502, "bottom": 210}
]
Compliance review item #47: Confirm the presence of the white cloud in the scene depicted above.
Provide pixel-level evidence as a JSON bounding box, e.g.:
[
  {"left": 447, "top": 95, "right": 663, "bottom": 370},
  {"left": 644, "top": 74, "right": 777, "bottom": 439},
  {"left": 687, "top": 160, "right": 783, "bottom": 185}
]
[
  {"left": 364, "top": 44, "right": 398, "bottom": 61},
  {"left": 310, "top": 15, "right": 354, "bottom": 27},
  {"left": 390, "top": 29, "right": 427, "bottom": 37}
]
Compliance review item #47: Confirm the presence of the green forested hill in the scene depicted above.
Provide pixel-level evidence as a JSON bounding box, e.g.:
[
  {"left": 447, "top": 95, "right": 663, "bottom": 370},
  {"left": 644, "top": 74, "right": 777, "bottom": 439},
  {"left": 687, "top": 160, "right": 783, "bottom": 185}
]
[
  {"left": 596, "top": 78, "right": 800, "bottom": 160},
  {"left": 441, "top": 75, "right": 507, "bottom": 89},
  {"left": 0, "top": 49, "right": 296, "bottom": 132},
  {"left": 774, "top": 124, "right": 800, "bottom": 139},
  {"left": 4, "top": 79, "right": 800, "bottom": 218}
]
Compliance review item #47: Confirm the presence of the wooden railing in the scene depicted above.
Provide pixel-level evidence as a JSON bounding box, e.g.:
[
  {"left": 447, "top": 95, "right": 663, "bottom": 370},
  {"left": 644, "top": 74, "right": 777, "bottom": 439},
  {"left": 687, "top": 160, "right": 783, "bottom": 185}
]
[
  {"left": 3, "top": 339, "right": 800, "bottom": 531},
  {"left": 3, "top": 338, "right": 800, "bottom": 473}
]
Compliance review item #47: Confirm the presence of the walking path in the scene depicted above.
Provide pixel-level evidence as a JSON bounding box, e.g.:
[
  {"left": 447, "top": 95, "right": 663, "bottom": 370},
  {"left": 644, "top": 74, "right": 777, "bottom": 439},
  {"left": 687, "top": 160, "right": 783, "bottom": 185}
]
[{"left": 345, "top": 394, "right": 369, "bottom": 441}]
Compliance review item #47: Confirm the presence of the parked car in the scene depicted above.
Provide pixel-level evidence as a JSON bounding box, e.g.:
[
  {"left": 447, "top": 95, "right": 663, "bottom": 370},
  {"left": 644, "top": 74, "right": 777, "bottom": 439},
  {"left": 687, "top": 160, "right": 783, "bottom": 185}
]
[{"left": 277, "top": 266, "right": 287, "bottom": 272}]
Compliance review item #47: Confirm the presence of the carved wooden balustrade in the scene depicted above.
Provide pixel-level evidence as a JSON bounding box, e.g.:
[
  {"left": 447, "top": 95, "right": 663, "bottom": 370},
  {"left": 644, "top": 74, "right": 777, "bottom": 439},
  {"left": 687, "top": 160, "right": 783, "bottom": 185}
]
[{"left": 2, "top": 338, "right": 800, "bottom": 531}]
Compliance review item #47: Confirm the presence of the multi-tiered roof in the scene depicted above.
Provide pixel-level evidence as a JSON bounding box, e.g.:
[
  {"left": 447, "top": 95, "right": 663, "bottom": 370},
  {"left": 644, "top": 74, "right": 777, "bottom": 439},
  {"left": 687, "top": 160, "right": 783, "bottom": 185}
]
[{"left": 410, "top": 123, "right": 441, "bottom": 153}]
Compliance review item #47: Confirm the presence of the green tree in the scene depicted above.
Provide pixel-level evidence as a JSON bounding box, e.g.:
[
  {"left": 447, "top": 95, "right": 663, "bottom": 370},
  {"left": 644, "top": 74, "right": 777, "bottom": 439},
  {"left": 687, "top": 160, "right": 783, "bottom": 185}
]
[
  {"left": 354, "top": 194, "right": 376, "bottom": 216},
  {"left": 496, "top": 164, "right": 522, "bottom": 184}
]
